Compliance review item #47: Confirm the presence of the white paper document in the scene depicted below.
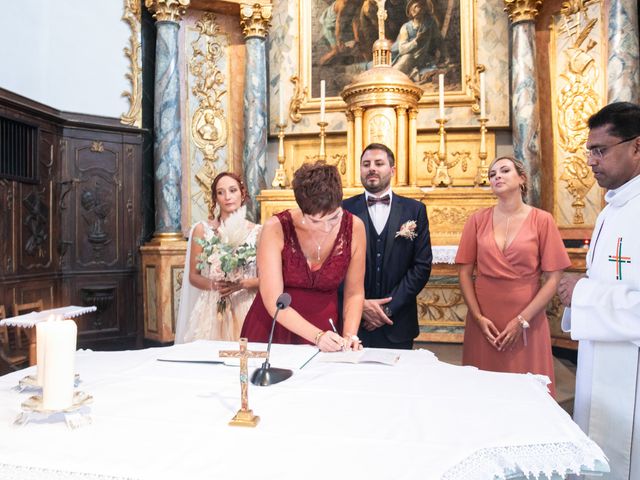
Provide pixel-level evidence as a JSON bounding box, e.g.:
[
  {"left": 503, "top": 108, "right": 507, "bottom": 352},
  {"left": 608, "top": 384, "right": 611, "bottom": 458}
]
[{"left": 318, "top": 349, "right": 400, "bottom": 365}]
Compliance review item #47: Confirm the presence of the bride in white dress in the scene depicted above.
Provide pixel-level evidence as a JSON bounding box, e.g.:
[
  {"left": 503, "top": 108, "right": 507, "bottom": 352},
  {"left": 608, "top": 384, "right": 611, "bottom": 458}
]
[{"left": 175, "top": 172, "right": 260, "bottom": 343}]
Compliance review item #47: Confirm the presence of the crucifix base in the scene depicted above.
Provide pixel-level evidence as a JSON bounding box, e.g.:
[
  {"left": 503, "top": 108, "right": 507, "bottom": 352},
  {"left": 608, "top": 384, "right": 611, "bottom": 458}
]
[{"left": 229, "top": 409, "right": 260, "bottom": 427}]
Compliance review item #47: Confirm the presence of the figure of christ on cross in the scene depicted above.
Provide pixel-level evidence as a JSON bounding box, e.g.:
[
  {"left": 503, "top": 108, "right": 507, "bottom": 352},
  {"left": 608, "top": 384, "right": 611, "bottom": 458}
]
[{"left": 219, "top": 338, "right": 268, "bottom": 427}]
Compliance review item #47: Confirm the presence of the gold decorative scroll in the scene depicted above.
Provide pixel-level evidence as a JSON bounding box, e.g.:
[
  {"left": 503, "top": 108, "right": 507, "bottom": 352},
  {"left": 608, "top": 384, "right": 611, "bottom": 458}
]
[
  {"left": 304, "top": 153, "right": 347, "bottom": 175},
  {"left": 555, "top": 0, "right": 599, "bottom": 224},
  {"left": 145, "top": 0, "right": 189, "bottom": 22},
  {"left": 465, "top": 64, "right": 486, "bottom": 115},
  {"left": 240, "top": 3, "right": 272, "bottom": 39},
  {"left": 189, "top": 13, "right": 228, "bottom": 215},
  {"left": 121, "top": 0, "right": 142, "bottom": 127},
  {"left": 503, "top": 0, "right": 544, "bottom": 23},
  {"left": 289, "top": 75, "right": 307, "bottom": 124}
]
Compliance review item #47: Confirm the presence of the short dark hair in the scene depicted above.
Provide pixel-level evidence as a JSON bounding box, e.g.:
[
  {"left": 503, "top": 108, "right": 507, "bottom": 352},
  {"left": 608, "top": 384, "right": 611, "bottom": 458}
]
[
  {"left": 292, "top": 161, "right": 343, "bottom": 215},
  {"left": 360, "top": 143, "right": 396, "bottom": 166},
  {"left": 588, "top": 102, "right": 640, "bottom": 139}
]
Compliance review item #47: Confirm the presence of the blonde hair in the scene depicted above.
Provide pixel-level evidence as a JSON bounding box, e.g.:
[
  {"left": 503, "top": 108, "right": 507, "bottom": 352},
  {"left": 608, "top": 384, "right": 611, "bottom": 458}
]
[{"left": 488, "top": 155, "right": 528, "bottom": 202}]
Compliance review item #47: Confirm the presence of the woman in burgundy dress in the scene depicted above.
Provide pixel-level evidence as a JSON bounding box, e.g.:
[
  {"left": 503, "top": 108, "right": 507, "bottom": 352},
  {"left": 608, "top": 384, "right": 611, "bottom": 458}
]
[
  {"left": 241, "top": 162, "right": 366, "bottom": 352},
  {"left": 456, "top": 156, "right": 571, "bottom": 397}
]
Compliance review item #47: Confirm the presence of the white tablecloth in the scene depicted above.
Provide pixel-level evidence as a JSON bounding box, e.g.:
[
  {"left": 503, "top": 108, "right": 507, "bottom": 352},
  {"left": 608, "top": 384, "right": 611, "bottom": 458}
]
[{"left": 0, "top": 341, "right": 607, "bottom": 480}]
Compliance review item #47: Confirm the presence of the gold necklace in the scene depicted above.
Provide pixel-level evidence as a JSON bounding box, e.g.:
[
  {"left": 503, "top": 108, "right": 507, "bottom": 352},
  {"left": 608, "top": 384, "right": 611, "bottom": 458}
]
[{"left": 499, "top": 206, "right": 525, "bottom": 250}]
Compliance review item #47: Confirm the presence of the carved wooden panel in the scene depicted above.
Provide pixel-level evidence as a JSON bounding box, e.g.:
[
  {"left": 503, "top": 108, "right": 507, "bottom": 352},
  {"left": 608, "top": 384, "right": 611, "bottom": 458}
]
[{"left": 1, "top": 88, "right": 143, "bottom": 350}]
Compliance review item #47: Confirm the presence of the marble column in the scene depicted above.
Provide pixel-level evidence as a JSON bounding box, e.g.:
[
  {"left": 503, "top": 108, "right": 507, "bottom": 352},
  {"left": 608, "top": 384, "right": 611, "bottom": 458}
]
[
  {"left": 240, "top": 4, "right": 272, "bottom": 222},
  {"left": 607, "top": 0, "right": 640, "bottom": 103},
  {"left": 504, "top": 0, "right": 543, "bottom": 207},
  {"left": 145, "top": 0, "right": 189, "bottom": 240}
]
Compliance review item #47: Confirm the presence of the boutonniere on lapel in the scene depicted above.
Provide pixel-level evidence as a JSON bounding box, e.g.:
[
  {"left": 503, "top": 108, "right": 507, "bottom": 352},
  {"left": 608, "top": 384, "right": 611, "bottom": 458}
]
[{"left": 395, "top": 220, "right": 417, "bottom": 240}]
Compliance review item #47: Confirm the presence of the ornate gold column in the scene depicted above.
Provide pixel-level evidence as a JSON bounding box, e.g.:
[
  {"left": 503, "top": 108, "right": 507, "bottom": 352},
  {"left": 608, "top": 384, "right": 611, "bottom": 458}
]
[
  {"left": 346, "top": 110, "right": 355, "bottom": 187},
  {"left": 408, "top": 107, "right": 418, "bottom": 187},
  {"left": 142, "top": 0, "right": 190, "bottom": 343},
  {"left": 395, "top": 105, "right": 408, "bottom": 186},
  {"left": 504, "top": 0, "right": 544, "bottom": 205},
  {"left": 240, "top": 3, "right": 272, "bottom": 222},
  {"left": 353, "top": 107, "right": 364, "bottom": 186}
]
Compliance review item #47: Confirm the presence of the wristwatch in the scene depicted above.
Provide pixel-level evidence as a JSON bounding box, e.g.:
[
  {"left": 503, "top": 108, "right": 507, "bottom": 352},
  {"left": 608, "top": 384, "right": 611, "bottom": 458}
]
[{"left": 382, "top": 305, "right": 393, "bottom": 318}]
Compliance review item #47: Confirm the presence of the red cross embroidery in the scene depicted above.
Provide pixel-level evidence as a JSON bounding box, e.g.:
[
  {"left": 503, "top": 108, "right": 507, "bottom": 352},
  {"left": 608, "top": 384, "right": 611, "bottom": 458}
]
[{"left": 608, "top": 237, "right": 632, "bottom": 280}]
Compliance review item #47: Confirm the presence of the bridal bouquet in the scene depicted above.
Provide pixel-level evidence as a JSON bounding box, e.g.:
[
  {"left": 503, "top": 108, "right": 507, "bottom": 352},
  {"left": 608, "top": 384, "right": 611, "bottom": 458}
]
[{"left": 196, "top": 206, "right": 257, "bottom": 313}]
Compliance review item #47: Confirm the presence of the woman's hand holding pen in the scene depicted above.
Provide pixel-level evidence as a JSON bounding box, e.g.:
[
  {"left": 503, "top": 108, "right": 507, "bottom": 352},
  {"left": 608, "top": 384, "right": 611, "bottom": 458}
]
[{"left": 317, "top": 331, "right": 345, "bottom": 352}]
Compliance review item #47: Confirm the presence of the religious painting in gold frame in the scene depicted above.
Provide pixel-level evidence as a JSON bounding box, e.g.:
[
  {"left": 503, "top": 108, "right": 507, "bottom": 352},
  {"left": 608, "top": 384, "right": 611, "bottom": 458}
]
[{"left": 297, "top": 0, "right": 477, "bottom": 114}]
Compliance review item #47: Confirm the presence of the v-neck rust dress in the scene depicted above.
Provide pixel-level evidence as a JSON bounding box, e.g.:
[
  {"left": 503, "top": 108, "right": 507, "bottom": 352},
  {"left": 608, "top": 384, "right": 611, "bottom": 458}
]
[
  {"left": 455, "top": 207, "right": 570, "bottom": 396},
  {"left": 241, "top": 210, "right": 353, "bottom": 344}
]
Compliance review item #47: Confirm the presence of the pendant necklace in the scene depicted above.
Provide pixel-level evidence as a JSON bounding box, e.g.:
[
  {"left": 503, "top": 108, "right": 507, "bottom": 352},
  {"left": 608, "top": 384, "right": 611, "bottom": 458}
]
[
  {"left": 302, "top": 217, "right": 339, "bottom": 261},
  {"left": 501, "top": 205, "right": 525, "bottom": 251}
]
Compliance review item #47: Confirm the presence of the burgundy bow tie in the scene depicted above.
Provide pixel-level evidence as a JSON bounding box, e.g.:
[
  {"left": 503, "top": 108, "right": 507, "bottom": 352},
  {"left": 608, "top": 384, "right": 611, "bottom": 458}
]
[{"left": 367, "top": 194, "right": 390, "bottom": 206}]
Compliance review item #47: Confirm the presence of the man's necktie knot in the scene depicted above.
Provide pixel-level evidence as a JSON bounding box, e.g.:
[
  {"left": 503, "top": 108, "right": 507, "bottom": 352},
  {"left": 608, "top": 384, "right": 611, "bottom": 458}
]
[{"left": 367, "top": 194, "right": 390, "bottom": 206}]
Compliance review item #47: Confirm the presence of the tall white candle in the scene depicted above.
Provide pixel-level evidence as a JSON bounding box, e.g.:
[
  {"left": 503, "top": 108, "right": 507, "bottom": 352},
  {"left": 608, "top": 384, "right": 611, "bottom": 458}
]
[
  {"left": 35, "top": 315, "right": 55, "bottom": 386},
  {"left": 279, "top": 80, "right": 285, "bottom": 125},
  {"left": 42, "top": 319, "right": 77, "bottom": 410},
  {"left": 438, "top": 74, "right": 445, "bottom": 119},
  {"left": 320, "top": 80, "right": 326, "bottom": 122},
  {"left": 480, "top": 71, "right": 486, "bottom": 118}
]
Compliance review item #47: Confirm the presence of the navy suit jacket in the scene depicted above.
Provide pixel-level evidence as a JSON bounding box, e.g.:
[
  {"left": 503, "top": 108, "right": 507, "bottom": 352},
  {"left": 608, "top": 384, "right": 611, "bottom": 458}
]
[{"left": 343, "top": 193, "right": 432, "bottom": 343}]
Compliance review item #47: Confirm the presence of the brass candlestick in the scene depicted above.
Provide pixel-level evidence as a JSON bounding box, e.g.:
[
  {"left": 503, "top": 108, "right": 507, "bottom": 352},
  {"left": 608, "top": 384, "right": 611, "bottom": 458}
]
[
  {"left": 317, "top": 121, "right": 328, "bottom": 161},
  {"left": 271, "top": 122, "right": 288, "bottom": 188},
  {"left": 474, "top": 117, "right": 489, "bottom": 186},
  {"left": 432, "top": 118, "right": 451, "bottom": 187}
]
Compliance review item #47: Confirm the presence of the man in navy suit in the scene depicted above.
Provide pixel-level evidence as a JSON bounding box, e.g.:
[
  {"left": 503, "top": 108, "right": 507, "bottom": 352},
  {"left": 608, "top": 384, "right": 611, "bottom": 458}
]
[{"left": 343, "top": 143, "right": 432, "bottom": 349}]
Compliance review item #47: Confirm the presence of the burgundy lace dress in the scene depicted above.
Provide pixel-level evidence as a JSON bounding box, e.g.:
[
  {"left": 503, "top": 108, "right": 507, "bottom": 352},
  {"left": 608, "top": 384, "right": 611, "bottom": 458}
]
[{"left": 241, "top": 209, "right": 353, "bottom": 344}]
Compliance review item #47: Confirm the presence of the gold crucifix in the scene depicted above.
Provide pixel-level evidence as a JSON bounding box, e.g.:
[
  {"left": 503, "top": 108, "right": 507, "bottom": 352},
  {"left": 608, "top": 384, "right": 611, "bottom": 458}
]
[{"left": 219, "top": 338, "right": 268, "bottom": 427}]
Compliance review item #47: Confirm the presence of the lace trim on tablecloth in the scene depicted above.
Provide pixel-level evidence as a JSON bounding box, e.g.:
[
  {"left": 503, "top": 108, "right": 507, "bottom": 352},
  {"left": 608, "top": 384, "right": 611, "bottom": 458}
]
[
  {"left": 441, "top": 439, "right": 608, "bottom": 480},
  {"left": 432, "top": 246, "right": 458, "bottom": 264},
  {"left": 0, "top": 464, "right": 138, "bottom": 480}
]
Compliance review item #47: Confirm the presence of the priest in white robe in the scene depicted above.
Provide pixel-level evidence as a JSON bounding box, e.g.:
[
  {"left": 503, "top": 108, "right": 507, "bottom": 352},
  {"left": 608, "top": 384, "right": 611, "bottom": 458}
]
[{"left": 559, "top": 102, "right": 640, "bottom": 480}]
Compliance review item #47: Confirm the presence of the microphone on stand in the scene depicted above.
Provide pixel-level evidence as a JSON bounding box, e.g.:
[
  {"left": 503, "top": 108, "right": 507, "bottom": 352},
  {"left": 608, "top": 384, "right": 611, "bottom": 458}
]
[{"left": 251, "top": 292, "right": 293, "bottom": 386}]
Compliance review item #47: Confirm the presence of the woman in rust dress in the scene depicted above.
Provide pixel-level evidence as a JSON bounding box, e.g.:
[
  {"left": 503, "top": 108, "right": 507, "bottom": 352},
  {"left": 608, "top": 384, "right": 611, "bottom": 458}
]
[
  {"left": 241, "top": 162, "right": 366, "bottom": 352},
  {"left": 456, "top": 156, "right": 571, "bottom": 397}
]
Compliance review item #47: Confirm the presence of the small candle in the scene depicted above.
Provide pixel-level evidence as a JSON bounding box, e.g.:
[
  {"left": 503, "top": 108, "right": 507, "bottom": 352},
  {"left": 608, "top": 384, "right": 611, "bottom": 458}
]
[
  {"left": 438, "top": 74, "right": 445, "bottom": 119},
  {"left": 279, "top": 80, "right": 285, "bottom": 125},
  {"left": 42, "top": 318, "right": 77, "bottom": 410},
  {"left": 480, "top": 71, "right": 486, "bottom": 118},
  {"left": 320, "top": 80, "right": 326, "bottom": 122}
]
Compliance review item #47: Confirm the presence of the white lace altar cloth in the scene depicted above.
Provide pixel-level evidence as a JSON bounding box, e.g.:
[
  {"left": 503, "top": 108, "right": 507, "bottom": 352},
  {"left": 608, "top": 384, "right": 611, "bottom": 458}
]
[
  {"left": 432, "top": 245, "right": 458, "bottom": 264},
  {"left": 0, "top": 341, "right": 607, "bottom": 480}
]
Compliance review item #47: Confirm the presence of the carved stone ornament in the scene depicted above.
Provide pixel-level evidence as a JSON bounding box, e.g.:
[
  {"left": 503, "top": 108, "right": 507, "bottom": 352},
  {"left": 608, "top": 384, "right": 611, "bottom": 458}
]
[
  {"left": 240, "top": 3, "right": 272, "bottom": 39},
  {"left": 503, "top": 0, "right": 543, "bottom": 23},
  {"left": 289, "top": 75, "right": 307, "bottom": 123},
  {"left": 189, "top": 12, "right": 228, "bottom": 215},
  {"left": 556, "top": 0, "right": 599, "bottom": 223},
  {"left": 145, "top": 0, "right": 190, "bottom": 22}
]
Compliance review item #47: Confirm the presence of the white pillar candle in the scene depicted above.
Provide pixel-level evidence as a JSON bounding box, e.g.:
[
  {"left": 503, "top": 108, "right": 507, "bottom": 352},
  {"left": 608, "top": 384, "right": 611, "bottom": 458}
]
[
  {"left": 42, "top": 319, "right": 77, "bottom": 410},
  {"left": 279, "top": 79, "right": 285, "bottom": 125},
  {"left": 480, "top": 71, "right": 486, "bottom": 118},
  {"left": 438, "top": 74, "right": 445, "bottom": 119},
  {"left": 320, "top": 80, "right": 326, "bottom": 122},
  {"left": 35, "top": 315, "right": 55, "bottom": 386}
]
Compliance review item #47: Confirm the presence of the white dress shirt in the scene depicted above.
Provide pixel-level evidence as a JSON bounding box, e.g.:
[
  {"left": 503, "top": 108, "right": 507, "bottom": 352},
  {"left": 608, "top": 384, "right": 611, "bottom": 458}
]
[{"left": 366, "top": 188, "right": 393, "bottom": 235}]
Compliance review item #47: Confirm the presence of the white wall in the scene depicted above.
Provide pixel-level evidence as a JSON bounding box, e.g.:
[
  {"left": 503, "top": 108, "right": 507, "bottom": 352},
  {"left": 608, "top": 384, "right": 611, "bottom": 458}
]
[{"left": 0, "top": 0, "right": 133, "bottom": 118}]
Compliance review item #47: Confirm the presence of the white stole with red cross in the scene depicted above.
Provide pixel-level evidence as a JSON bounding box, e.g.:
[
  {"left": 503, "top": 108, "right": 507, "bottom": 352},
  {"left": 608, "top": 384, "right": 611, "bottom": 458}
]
[{"left": 562, "top": 174, "right": 640, "bottom": 480}]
